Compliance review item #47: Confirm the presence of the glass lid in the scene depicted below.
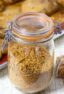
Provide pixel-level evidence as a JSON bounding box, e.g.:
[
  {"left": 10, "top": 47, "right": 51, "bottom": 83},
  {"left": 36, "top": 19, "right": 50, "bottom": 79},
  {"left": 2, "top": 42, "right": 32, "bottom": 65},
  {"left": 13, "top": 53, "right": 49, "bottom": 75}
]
[{"left": 12, "top": 12, "right": 54, "bottom": 42}]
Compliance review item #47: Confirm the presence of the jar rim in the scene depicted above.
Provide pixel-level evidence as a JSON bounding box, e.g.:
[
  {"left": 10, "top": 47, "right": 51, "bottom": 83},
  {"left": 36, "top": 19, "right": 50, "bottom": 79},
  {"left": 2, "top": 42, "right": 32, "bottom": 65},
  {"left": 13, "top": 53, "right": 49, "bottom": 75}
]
[{"left": 12, "top": 12, "right": 54, "bottom": 42}]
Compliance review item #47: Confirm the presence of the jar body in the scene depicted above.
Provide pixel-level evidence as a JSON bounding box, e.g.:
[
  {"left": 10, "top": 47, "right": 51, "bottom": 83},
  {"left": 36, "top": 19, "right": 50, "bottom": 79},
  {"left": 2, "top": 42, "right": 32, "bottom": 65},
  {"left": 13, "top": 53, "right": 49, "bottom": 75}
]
[{"left": 8, "top": 37, "right": 54, "bottom": 93}]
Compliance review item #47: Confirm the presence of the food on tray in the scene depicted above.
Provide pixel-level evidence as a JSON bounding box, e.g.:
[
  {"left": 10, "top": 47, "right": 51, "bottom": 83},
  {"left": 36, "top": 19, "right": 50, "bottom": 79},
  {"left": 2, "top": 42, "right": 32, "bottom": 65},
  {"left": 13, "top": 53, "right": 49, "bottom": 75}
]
[
  {"left": 0, "top": 28, "right": 7, "bottom": 59},
  {"left": 61, "top": 22, "right": 64, "bottom": 29},
  {"left": 51, "top": 10, "right": 64, "bottom": 25},
  {"left": 0, "top": 28, "right": 7, "bottom": 66},
  {"left": 0, "top": 49, "right": 2, "bottom": 59},
  {"left": 0, "top": 2, "right": 21, "bottom": 60},
  {"left": 56, "top": 56, "right": 64, "bottom": 78},
  {"left": 41, "top": 0, "right": 59, "bottom": 15},
  {"left": 0, "top": 2, "right": 22, "bottom": 28},
  {"left": 0, "top": 3, "right": 21, "bottom": 28},
  {"left": 3, "top": 0, "right": 21, "bottom": 5},
  {"left": 0, "top": 13, "right": 6, "bottom": 28},
  {"left": 3, "top": 3, "right": 21, "bottom": 20},
  {"left": 0, "top": 39, "right": 4, "bottom": 59},
  {"left": 0, "top": 38, "right": 7, "bottom": 55},
  {"left": 57, "top": 0, "right": 64, "bottom": 7},
  {"left": 21, "top": 0, "right": 43, "bottom": 13},
  {"left": 21, "top": 0, "right": 59, "bottom": 15},
  {"left": 0, "top": 28, "right": 5, "bottom": 38},
  {"left": 0, "top": 31, "right": 7, "bottom": 65},
  {"left": 0, "top": 38, "right": 7, "bottom": 62},
  {"left": 0, "top": 0, "right": 5, "bottom": 12}
]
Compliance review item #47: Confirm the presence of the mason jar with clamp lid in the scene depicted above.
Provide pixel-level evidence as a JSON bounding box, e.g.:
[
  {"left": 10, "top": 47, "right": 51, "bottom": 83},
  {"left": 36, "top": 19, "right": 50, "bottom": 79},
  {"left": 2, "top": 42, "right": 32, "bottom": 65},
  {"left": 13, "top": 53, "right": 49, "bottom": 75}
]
[{"left": 4, "top": 12, "right": 54, "bottom": 93}]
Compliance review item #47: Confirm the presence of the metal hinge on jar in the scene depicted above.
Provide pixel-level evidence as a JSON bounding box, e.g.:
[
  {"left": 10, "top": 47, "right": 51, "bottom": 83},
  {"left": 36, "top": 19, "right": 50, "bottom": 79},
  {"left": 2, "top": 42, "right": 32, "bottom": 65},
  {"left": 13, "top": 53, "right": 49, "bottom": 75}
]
[{"left": 2, "top": 22, "right": 12, "bottom": 53}]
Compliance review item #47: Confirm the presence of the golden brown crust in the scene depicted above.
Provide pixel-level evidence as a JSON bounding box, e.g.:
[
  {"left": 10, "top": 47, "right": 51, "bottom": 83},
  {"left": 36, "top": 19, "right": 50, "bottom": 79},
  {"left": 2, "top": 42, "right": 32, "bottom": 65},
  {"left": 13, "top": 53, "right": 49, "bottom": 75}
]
[
  {"left": 0, "top": 39, "right": 4, "bottom": 58},
  {"left": 0, "top": 31, "right": 7, "bottom": 55},
  {"left": 3, "top": 3, "right": 21, "bottom": 20},
  {"left": 3, "top": 0, "right": 22, "bottom": 5},
  {"left": 21, "top": 0, "right": 59, "bottom": 15},
  {"left": 51, "top": 10, "right": 64, "bottom": 25},
  {"left": 40, "top": 0, "right": 59, "bottom": 15},
  {"left": 0, "top": 12, "right": 6, "bottom": 28},
  {"left": 0, "top": 2, "right": 21, "bottom": 28},
  {"left": 57, "top": 0, "right": 64, "bottom": 7},
  {"left": 0, "top": 0, "right": 6, "bottom": 12},
  {"left": 0, "top": 28, "right": 5, "bottom": 39},
  {"left": 56, "top": 56, "right": 64, "bottom": 78}
]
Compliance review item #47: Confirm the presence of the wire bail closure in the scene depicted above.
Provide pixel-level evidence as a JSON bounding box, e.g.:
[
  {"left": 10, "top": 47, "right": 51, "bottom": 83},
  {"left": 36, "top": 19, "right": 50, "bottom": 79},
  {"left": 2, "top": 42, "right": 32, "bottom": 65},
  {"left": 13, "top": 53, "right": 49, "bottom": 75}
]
[{"left": 2, "top": 22, "right": 13, "bottom": 52}]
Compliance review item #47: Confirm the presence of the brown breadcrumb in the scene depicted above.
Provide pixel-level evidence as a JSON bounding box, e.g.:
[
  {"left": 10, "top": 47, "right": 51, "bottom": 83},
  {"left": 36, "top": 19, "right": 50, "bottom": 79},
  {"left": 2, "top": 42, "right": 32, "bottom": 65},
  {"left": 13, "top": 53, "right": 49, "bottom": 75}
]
[{"left": 8, "top": 42, "right": 53, "bottom": 86}]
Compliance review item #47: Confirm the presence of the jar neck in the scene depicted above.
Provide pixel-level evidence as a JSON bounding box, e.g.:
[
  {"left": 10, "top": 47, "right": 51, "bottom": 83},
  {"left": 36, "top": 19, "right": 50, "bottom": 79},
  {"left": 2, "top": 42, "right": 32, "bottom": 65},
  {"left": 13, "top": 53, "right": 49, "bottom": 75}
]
[{"left": 11, "top": 30, "right": 54, "bottom": 44}]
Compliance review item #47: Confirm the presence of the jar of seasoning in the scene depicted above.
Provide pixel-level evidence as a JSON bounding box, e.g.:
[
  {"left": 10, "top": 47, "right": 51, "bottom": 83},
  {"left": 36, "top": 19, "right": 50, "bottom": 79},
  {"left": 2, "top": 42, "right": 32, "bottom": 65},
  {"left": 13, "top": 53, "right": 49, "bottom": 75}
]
[{"left": 6, "top": 12, "right": 54, "bottom": 93}]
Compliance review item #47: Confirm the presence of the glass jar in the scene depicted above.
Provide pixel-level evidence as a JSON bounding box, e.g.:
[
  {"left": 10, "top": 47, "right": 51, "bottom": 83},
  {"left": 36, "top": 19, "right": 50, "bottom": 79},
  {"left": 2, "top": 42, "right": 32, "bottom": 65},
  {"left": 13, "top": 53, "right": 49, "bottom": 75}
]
[{"left": 7, "top": 12, "right": 54, "bottom": 93}]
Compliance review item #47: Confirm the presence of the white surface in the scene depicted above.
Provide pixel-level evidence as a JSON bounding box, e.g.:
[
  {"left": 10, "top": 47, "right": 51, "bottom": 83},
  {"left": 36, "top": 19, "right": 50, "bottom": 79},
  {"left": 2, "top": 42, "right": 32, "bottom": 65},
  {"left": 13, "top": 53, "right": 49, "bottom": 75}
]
[{"left": 0, "top": 35, "right": 64, "bottom": 94}]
